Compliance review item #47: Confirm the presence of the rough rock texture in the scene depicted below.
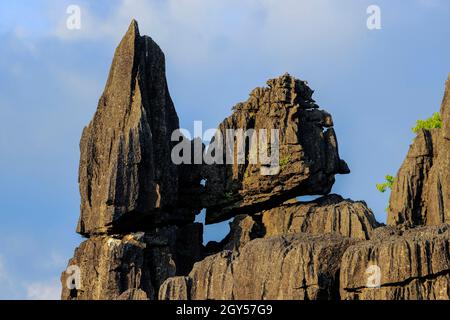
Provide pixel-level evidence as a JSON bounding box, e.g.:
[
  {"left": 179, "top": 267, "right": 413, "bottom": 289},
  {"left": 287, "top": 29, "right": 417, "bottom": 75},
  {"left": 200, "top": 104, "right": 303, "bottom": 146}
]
[
  {"left": 116, "top": 289, "right": 149, "bottom": 300},
  {"left": 61, "top": 223, "right": 203, "bottom": 300},
  {"left": 388, "top": 75, "right": 450, "bottom": 227},
  {"left": 207, "top": 194, "right": 379, "bottom": 254},
  {"left": 260, "top": 194, "right": 380, "bottom": 241},
  {"left": 340, "top": 224, "right": 450, "bottom": 300},
  {"left": 202, "top": 73, "right": 349, "bottom": 224},
  {"left": 62, "top": 21, "right": 205, "bottom": 300},
  {"left": 160, "top": 233, "right": 354, "bottom": 300},
  {"left": 77, "top": 20, "right": 196, "bottom": 236}
]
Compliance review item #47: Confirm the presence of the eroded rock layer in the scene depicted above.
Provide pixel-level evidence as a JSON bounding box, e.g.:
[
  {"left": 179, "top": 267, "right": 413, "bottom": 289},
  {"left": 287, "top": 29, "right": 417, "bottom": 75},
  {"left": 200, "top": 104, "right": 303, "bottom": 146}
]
[
  {"left": 208, "top": 194, "right": 380, "bottom": 254},
  {"left": 160, "top": 234, "right": 355, "bottom": 300},
  {"left": 340, "top": 224, "right": 450, "bottom": 300},
  {"left": 61, "top": 224, "right": 203, "bottom": 300}
]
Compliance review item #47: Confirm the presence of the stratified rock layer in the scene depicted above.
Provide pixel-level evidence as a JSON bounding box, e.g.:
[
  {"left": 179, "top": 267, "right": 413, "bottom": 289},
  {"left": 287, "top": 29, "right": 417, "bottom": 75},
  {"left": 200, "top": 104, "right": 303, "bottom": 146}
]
[
  {"left": 210, "top": 194, "right": 379, "bottom": 254},
  {"left": 202, "top": 74, "right": 349, "bottom": 224},
  {"left": 388, "top": 75, "right": 450, "bottom": 227},
  {"left": 160, "top": 233, "right": 355, "bottom": 300},
  {"left": 340, "top": 224, "right": 450, "bottom": 300},
  {"left": 77, "top": 20, "right": 193, "bottom": 236},
  {"left": 61, "top": 223, "right": 202, "bottom": 300},
  {"left": 260, "top": 194, "right": 380, "bottom": 241}
]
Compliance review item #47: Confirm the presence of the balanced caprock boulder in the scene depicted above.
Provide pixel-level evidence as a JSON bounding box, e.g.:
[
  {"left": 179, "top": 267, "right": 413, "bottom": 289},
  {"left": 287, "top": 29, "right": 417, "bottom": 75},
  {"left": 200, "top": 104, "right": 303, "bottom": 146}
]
[{"left": 201, "top": 73, "right": 350, "bottom": 224}]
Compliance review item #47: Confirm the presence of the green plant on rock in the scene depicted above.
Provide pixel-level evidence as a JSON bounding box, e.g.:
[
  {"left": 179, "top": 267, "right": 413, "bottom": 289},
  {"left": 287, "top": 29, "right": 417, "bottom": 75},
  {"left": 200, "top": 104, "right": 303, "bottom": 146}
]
[
  {"left": 376, "top": 112, "right": 441, "bottom": 213},
  {"left": 412, "top": 112, "right": 442, "bottom": 133},
  {"left": 279, "top": 155, "right": 291, "bottom": 168},
  {"left": 376, "top": 175, "right": 395, "bottom": 193}
]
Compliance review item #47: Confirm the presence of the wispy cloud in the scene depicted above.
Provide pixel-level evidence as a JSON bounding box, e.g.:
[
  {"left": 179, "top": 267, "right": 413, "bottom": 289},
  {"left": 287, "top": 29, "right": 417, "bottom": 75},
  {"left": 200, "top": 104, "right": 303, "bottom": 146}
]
[
  {"left": 0, "top": 255, "right": 20, "bottom": 299},
  {"left": 51, "top": 0, "right": 365, "bottom": 68},
  {"left": 26, "top": 279, "right": 61, "bottom": 300}
]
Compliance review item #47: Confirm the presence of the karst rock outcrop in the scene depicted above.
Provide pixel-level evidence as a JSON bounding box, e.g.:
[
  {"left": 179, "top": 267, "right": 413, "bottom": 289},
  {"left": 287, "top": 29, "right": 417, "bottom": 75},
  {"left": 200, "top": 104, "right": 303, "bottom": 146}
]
[
  {"left": 61, "top": 20, "right": 203, "bottom": 300},
  {"left": 77, "top": 20, "right": 201, "bottom": 236},
  {"left": 340, "top": 224, "right": 450, "bottom": 299},
  {"left": 160, "top": 234, "right": 355, "bottom": 300},
  {"left": 388, "top": 75, "right": 450, "bottom": 227},
  {"left": 62, "top": 20, "right": 450, "bottom": 300},
  {"left": 201, "top": 73, "right": 350, "bottom": 224}
]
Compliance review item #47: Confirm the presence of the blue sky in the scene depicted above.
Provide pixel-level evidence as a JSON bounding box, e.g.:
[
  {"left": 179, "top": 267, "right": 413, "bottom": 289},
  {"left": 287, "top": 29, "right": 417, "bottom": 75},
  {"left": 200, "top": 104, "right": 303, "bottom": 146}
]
[{"left": 0, "top": 0, "right": 449, "bottom": 299}]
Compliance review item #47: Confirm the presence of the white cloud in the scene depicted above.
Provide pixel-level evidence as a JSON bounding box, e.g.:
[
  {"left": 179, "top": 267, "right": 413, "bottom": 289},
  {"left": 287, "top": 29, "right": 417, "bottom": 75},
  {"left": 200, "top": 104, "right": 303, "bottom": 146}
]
[
  {"left": 0, "top": 251, "right": 64, "bottom": 299},
  {"left": 0, "top": 255, "right": 20, "bottom": 299},
  {"left": 26, "top": 278, "right": 61, "bottom": 300},
  {"left": 50, "top": 0, "right": 365, "bottom": 69}
]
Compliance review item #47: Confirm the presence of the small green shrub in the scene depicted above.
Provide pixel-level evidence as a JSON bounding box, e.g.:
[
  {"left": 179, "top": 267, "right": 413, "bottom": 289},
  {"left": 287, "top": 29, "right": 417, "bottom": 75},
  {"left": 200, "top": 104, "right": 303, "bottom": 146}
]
[
  {"left": 279, "top": 155, "right": 291, "bottom": 168},
  {"left": 412, "top": 112, "right": 442, "bottom": 133},
  {"left": 376, "top": 175, "right": 395, "bottom": 193}
]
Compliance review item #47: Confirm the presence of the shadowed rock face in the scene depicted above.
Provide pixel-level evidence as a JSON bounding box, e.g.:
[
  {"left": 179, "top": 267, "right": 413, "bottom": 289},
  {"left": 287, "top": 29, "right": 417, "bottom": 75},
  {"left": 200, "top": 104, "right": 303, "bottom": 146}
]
[
  {"left": 201, "top": 73, "right": 349, "bottom": 224},
  {"left": 159, "top": 233, "right": 355, "bottom": 300},
  {"left": 340, "top": 224, "right": 450, "bottom": 300},
  {"left": 77, "top": 20, "right": 195, "bottom": 236},
  {"left": 388, "top": 75, "right": 450, "bottom": 227}
]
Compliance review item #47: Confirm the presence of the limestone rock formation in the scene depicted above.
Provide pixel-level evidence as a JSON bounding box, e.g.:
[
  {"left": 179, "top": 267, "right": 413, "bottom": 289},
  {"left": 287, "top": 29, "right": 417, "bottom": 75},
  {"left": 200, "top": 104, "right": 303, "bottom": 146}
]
[
  {"left": 61, "top": 224, "right": 203, "bottom": 300},
  {"left": 77, "top": 20, "right": 196, "bottom": 236},
  {"left": 201, "top": 73, "right": 349, "bottom": 224},
  {"left": 160, "top": 234, "right": 355, "bottom": 300},
  {"left": 340, "top": 224, "right": 450, "bottom": 300},
  {"left": 388, "top": 75, "right": 450, "bottom": 227},
  {"left": 260, "top": 195, "right": 380, "bottom": 241},
  {"left": 62, "top": 20, "right": 204, "bottom": 300},
  {"left": 207, "top": 194, "right": 379, "bottom": 254},
  {"left": 63, "top": 19, "right": 450, "bottom": 301}
]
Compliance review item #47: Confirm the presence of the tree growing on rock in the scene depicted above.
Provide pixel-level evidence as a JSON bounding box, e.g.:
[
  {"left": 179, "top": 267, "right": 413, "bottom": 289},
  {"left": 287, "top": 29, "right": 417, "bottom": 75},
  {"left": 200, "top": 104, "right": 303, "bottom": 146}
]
[
  {"left": 411, "top": 112, "right": 442, "bottom": 133},
  {"left": 376, "top": 175, "right": 394, "bottom": 193}
]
